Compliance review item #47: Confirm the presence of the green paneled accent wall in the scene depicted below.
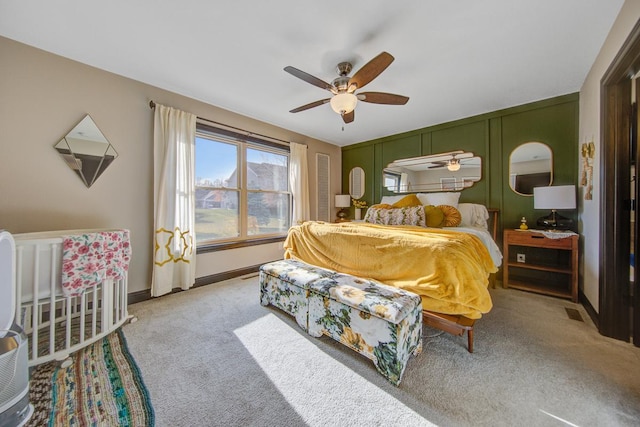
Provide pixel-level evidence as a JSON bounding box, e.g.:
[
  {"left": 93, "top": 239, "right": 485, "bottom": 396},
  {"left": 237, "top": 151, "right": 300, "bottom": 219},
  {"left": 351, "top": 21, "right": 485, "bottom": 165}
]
[
  {"left": 341, "top": 144, "right": 375, "bottom": 218},
  {"left": 431, "top": 121, "right": 488, "bottom": 204},
  {"left": 342, "top": 93, "right": 579, "bottom": 243},
  {"left": 500, "top": 100, "right": 579, "bottom": 231}
]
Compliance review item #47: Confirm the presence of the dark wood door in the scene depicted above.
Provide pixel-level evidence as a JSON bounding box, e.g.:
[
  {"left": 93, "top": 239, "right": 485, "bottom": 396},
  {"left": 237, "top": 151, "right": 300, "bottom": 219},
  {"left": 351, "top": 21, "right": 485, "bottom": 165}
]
[
  {"left": 635, "top": 79, "right": 640, "bottom": 346},
  {"left": 600, "top": 18, "right": 640, "bottom": 345}
]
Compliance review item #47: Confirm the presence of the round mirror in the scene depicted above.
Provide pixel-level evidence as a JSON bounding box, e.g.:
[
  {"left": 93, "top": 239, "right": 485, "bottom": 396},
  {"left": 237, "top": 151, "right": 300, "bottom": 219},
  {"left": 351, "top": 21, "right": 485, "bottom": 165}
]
[
  {"left": 509, "top": 142, "right": 552, "bottom": 195},
  {"left": 349, "top": 167, "right": 365, "bottom": 199}
]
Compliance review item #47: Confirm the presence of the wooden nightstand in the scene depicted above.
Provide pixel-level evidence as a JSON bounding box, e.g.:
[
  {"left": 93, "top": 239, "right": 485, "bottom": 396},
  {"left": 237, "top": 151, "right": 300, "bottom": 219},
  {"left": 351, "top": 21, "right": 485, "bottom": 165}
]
[{"left": 503, "top": 229, "right": 579, "bottom": 302}]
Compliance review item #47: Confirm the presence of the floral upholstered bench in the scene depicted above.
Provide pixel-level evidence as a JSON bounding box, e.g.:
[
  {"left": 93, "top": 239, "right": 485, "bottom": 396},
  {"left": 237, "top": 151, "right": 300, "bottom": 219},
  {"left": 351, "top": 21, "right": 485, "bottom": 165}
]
[
  {"left": 259, "top": 259, "right": 423, "bottom": 385},
  {"left": 259, "top": 259, "right": 335, "bottom": 331}
]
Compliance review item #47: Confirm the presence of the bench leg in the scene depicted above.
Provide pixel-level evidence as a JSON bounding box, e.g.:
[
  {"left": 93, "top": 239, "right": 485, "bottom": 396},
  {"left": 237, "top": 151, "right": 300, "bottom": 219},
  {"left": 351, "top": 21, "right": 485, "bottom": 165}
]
[{"left": 467, "top": 329, "right": 474, "bottom": 353}]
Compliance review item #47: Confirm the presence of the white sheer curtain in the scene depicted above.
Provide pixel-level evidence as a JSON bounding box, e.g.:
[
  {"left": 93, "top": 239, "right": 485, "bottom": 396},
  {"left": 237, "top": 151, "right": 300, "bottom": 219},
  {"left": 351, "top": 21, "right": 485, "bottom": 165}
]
[
  {"left": 152, "top": 104, "right": 197, "bottom": 297},
  {"left": 289, "top": 142, "right": 310, "bottom": 224}
]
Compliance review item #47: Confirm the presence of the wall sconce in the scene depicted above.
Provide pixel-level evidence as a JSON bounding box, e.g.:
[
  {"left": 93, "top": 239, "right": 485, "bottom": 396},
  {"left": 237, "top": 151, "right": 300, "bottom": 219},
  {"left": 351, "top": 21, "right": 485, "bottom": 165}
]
[
  {"left": 335, "top": 194, "right": 352, "bottom": 222},
  {"left": 533, "top": 185, "right": 576, "bottom": 229}
]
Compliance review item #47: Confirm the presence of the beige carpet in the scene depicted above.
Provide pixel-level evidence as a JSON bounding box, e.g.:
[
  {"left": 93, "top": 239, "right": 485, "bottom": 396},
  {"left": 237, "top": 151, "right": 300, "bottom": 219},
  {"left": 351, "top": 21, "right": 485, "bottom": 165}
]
[{"left": 123, "top": 275, "right": 640, "bottom": 426}]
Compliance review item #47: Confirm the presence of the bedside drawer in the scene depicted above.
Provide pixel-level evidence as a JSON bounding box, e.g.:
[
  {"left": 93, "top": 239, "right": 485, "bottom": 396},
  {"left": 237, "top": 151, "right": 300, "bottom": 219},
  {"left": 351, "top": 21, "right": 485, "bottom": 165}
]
[{"left": 505, "top": 231, "right": 575, "bottom": 249}]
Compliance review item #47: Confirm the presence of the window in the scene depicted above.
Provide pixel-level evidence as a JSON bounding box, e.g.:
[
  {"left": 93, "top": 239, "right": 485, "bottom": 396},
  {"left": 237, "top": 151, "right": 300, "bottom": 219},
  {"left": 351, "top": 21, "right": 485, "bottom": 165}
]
[
  {"left": 384, "top": 171, "right": 402, "bottom": 192},
  {"left": 195, "top": 124, "right": 290, "bottom": 246}
]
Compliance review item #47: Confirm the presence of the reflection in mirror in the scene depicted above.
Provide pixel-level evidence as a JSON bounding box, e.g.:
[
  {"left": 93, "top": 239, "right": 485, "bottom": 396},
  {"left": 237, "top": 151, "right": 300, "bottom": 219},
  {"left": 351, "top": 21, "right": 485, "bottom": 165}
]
[
  {"left": 383, "top": 151, "right": 481, "bottom": 193},
  {"left": 54, "top": 115, "right": 117, "bottom": 188},
  {"left": 349, "top": 167, "right": 365, "bottom": 199},
  {"left": 509, "top": 142, "right": 552, "bottom": 195}
]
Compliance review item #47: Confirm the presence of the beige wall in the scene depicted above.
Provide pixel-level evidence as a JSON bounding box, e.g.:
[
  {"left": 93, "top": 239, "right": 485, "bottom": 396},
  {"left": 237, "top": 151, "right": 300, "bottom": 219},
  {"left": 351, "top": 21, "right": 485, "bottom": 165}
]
[
  {"left": 579, "top": 0, "right": 640, "bottom": 311},
  {"left": 0, "top": 36, "right": 342, "bottom": 294}
]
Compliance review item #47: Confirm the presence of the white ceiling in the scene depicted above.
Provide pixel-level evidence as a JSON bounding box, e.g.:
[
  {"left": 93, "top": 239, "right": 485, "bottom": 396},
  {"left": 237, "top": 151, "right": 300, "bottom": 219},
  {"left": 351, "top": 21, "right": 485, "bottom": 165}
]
[{"left": 0, "top": 0, "right": 625, "bottom": 147}]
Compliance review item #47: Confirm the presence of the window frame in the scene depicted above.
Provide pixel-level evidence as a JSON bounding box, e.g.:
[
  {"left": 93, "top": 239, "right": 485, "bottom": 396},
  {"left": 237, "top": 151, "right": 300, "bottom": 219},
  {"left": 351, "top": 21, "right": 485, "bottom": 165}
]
[
  {"left": 195, "top": 122, "right": 291, "bottom": 252},
  {"left": 384, "top": 171, "right": 402, "bottom": 193}
]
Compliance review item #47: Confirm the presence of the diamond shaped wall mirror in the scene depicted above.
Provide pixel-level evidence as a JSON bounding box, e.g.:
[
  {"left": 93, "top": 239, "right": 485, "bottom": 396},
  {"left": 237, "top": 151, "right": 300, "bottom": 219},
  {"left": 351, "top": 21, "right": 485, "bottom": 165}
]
[{"left": 54, "top": 115, "right": 117, "bottom": 188}]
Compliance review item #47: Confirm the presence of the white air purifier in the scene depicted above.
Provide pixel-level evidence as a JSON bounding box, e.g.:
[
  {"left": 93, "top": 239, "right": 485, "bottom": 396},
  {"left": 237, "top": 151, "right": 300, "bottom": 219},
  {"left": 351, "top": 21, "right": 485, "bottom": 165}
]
[{"left": 0, "top": 231, "right": 33, "bottom": 427}]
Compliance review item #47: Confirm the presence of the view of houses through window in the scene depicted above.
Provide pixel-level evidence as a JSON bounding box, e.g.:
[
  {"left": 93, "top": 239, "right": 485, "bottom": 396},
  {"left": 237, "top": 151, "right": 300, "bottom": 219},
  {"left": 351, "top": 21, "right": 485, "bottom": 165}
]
[{"left": 195, "top": 127, "right": 290, "bottom": 245}]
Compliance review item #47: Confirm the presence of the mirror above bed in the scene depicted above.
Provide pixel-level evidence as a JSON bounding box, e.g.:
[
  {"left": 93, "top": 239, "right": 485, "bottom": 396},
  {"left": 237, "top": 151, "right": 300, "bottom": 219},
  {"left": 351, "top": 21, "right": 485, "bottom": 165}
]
[
  {"left": 54, "top": 115, "right": 118, "bottom": 188},
  {"left": 383, "top": 151, "right": 481, "bottom": 193},
  {"left": 508, "top": 142, "right": 552, "bottom": 195}
]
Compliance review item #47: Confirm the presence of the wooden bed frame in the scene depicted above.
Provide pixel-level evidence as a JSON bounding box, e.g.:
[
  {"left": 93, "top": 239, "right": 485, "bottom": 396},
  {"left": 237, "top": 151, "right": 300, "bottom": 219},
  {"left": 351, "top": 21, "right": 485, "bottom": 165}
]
[{"left": 422, "top": 208, "right": 499, "bottom": 353}]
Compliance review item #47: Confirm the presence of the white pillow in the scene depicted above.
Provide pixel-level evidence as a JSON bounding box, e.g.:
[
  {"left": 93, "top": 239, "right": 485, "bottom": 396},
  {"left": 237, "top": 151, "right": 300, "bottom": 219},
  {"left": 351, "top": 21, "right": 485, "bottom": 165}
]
[
  {"left": 379, "top": 195, "right": 407, "bottom": 205},
  {"left": 417, "top": 192, "right": 461, "bottom": 208},
  {"left": 457, "top": 203, "right": 489, "bottom": 229}
]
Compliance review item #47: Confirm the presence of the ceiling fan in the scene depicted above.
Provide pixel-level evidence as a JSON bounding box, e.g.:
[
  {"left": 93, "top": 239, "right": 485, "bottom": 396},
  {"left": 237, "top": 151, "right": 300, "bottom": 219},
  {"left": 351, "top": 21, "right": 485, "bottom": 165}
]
[
  {"left": 284, "top": 52, "right": 409, "bottom": 124},
  {"left": 427, "top": 153, "right": 473, "bottom": 171}
]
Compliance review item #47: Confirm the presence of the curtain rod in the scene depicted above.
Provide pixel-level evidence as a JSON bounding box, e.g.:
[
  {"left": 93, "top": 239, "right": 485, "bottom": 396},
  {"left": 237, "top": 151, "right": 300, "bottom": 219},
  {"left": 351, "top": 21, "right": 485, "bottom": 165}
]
[{"left": 149, "top": 100, "right": 303, "bottom": 148}]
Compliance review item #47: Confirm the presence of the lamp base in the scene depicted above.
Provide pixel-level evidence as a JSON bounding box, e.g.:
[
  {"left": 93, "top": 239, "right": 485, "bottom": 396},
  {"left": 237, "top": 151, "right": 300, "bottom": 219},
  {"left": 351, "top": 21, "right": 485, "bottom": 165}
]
[
  {"left": 536, "top": 210, "right": 573, "bottom": 230},
  {"left": 335, "top": 208, "right": 349, "bottom": 222}
]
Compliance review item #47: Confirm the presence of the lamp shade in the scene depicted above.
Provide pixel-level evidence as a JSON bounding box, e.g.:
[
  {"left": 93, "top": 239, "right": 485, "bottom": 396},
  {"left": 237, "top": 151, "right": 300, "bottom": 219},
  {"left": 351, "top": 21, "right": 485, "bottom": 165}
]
[
  {"left": 533, "top": 185, "right": 576, "bottom": 210},
  {"left": 330, "top": 93, "right": 358, "bottom": 114},
  {"left": 335, "top": 194, "right": 351, "bottom": 208}
]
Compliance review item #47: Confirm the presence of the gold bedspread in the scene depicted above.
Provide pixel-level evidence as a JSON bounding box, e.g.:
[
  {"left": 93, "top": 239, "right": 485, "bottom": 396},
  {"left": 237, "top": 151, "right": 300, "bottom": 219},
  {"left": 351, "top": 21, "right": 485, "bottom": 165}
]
[{"left": 283, "top": 221, "right": 497, "bottom": 319}]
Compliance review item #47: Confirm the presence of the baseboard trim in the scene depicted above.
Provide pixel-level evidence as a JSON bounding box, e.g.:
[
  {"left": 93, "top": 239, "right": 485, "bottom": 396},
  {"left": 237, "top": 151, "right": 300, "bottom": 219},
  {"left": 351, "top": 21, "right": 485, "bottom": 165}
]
[
  {"left": 579, "top": 289, "right": 599, "bottom": 329},
  {"left": 194, "top": 265, "right": 262, "bottom": 287},
  {"left": 128, "top": 264, "right": 263, "bottom": 305},
  {"left": 128, "top": 289, "right": 151, "bottom": 305}
]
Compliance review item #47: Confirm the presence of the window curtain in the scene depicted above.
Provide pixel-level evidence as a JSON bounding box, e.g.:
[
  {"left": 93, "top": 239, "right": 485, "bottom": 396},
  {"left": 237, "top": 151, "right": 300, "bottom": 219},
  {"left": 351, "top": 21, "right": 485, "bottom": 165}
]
[
  {"left": 152, "top": 104, "right": 197, "bottom": 297},
  {"left": 289, "top": 142, "right": 310, "bottom": 224}
]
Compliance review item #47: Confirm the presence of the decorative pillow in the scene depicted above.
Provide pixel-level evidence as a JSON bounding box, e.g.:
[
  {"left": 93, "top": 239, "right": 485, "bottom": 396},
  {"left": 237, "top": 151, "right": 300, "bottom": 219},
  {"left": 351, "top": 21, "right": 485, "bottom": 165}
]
[
  {"left": 438, "top": 205, "right": 462, "bottom": 227},
  {"left": 369, "top": 203, "right": 394, "bottom": 209},
  {"left": 423, "top": 205, "right": 445, "bottom": 227},
  {"left": 416, "top": 192, "right": 461, "bottom": 208},
  {"left": 380, "top": 195, "right": 406, "bottom": 205},
  {"left": 457, "top": 203, "right": 489, "bottom": 229},
  {"left": 391, "top": 194, "right": 422, "bottom": 208},
  {"left": 364, "top": 206, "right": 426, "bottom": 227}
]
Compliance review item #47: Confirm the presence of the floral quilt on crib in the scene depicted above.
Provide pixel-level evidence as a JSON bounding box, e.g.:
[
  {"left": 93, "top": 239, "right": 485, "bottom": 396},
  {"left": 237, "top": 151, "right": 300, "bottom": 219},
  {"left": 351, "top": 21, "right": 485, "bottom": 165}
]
[{"left": 61, "top": 230, "right": 131, "bottom": 297}]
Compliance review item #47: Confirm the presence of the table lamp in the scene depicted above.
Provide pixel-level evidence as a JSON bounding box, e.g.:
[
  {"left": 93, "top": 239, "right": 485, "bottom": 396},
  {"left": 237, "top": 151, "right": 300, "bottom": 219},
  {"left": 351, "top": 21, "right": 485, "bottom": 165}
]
[
  {"left": 533, "top": 185, "right": 576, "bottom": 230},
  {"left": 335, "top": 194, "right": 351, "bottom": 221}
]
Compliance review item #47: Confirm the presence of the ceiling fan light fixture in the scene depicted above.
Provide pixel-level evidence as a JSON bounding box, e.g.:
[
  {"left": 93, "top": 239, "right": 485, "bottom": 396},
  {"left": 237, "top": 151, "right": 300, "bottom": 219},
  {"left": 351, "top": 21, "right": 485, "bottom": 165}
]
[
  {"left": 330, "top": 93, "right": 358, "bottom": 115},
  {"left": 285, "top": 52, "right": 408, "bottom": 123},
  {"left": 447, "top": 159, "right": 461, "bottom": 171}
]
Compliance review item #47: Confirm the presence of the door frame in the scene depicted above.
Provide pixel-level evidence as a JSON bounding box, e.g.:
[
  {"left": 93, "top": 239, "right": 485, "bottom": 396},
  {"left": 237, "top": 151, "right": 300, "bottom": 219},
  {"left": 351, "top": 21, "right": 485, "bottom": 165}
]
[{"left": 600, "top": 18, "right": 640, "bottom": 343}]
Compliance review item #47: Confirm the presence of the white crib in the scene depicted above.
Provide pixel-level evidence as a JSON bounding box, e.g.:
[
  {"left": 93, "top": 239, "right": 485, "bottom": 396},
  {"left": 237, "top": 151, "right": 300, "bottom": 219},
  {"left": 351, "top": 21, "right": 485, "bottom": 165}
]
[{"left": 12, "top": 229, "right": 134, "bottom": 367}]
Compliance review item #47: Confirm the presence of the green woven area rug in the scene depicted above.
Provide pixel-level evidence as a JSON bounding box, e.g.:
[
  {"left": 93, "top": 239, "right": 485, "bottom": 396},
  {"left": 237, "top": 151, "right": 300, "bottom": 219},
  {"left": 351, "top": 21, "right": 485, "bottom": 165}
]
[{"left": 27, "top": 328, "right": 154, "bottom": 427}]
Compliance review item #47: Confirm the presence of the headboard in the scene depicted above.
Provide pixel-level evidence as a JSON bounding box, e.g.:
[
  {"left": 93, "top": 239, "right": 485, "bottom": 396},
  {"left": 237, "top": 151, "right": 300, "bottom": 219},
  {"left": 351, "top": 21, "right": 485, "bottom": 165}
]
[
  {"left": 487, "top": 208, "right": 499, "bottom": 242},
  {"left": 377, "top": 193, "right": 499, "bottom": 242}
]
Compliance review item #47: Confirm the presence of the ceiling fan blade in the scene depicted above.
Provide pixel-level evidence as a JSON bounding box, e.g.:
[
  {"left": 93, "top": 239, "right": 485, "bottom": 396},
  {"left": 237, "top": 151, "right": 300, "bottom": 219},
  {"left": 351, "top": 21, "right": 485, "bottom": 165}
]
[
  {"left": 427, "top": 161, "right": 448, "bottom": 169},
  {"left": 348, "top": 52, "right": 394, "bottom": 90},
  {"left": 342, "top": 110, "right": 354, "bottom": 124},
  {"left": 357, "top": 92, "right": 409, "bottom": 105},
  {"left": 284, "top": 66, "right": 335, "bottom": 93},
  {"left": 289, "top": 98, "right": 331, "bottom": 113}
]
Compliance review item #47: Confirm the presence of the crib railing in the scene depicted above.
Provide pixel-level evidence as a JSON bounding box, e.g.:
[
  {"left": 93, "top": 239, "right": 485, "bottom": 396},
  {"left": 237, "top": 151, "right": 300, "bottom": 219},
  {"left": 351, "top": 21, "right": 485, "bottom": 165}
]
[{"left": 14, "top": 230, "right": 132, "bottom": 367}]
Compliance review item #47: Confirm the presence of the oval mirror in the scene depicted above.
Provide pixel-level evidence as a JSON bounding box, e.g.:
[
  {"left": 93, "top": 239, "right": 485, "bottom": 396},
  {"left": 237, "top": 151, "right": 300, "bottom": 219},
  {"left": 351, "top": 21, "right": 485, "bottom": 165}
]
[
  {"left": 349, "top": 167, "right": 365, "bottom": 199},
  {"left": 382, "top": 151, "right": 481, "bottom": 193},
  {"left": 509, "top": 142, "right": 553, "bottom": 195},
  {"left": 54, "top": 115, "right": 118, "bottom": 188}
]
